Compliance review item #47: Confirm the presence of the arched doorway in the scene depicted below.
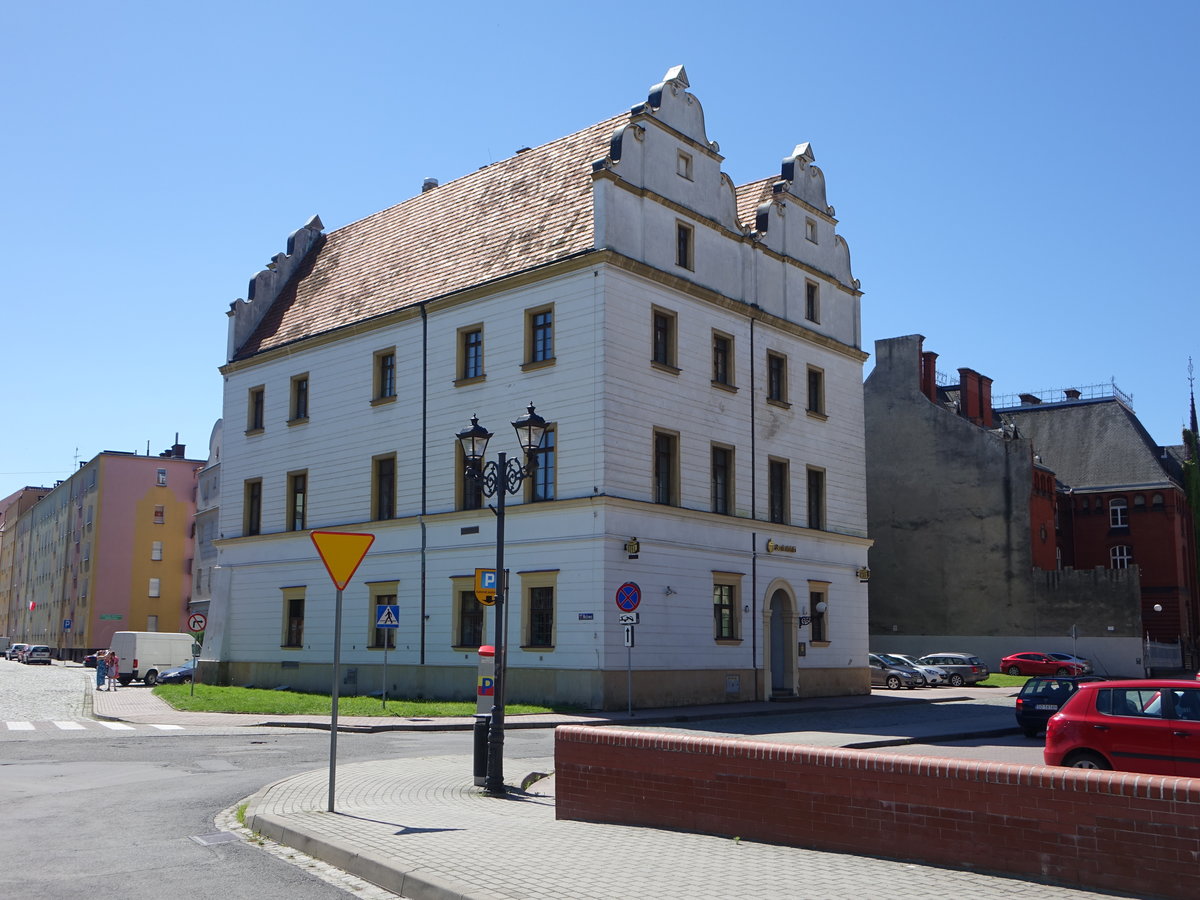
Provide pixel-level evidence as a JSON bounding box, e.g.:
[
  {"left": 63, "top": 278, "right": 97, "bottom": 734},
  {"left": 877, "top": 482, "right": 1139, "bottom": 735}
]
[{"left": 768, "top": 588, "right": 794, "bottom": 697}]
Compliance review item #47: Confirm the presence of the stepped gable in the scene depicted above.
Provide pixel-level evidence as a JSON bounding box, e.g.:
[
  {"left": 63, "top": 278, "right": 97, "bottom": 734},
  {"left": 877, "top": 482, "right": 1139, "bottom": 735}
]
[{"left": 235, "top": 115, "right": 624, "bottom": 360}]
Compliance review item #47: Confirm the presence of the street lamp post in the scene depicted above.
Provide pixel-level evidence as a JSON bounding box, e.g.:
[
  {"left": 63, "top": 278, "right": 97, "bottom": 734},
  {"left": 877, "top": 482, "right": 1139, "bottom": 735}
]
[{"left": 457, "top": 404, "right": 547, "bottom": 796}]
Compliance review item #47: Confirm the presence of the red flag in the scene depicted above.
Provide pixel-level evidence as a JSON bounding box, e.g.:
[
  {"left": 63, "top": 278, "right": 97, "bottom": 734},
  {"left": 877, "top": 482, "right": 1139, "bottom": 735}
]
[{"left": 28, "top": 601, "right": 35, "bottom": 610}]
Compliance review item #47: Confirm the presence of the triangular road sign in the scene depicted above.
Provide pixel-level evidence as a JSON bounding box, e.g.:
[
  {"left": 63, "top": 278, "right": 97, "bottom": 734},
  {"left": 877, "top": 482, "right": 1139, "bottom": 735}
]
[{"left": 311, "top": 530, "right": 375, "bottom": 590}]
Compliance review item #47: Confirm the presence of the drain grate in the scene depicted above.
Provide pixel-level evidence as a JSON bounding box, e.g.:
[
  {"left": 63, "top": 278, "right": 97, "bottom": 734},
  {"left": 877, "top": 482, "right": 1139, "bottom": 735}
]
[{"left": 190, "top": 832, "right": 242, "bottom": 846}]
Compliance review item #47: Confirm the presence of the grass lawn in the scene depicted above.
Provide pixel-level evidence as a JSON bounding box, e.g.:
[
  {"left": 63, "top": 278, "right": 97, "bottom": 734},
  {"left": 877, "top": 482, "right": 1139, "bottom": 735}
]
[
  {"left": 978, "top": 673, "right": 1027, "bottom": 688},
  {"left": 152, "top": 683, "right": 558, "bottom": 717}
]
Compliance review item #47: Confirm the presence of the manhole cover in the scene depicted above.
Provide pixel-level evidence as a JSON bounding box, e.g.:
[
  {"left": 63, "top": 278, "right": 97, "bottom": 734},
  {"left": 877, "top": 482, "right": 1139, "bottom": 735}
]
[{"left": 191, "top": 832, "right": 241, "bottom": 846}]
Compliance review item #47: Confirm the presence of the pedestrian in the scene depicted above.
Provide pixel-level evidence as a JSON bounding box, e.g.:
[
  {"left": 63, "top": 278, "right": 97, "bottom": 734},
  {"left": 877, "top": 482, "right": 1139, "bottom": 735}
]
[
  {"left": 95, "top": 652, "right": 107, "bottom": 691},
  {"left": 106, "top": 650, "right": 120, "bottom": 690}
]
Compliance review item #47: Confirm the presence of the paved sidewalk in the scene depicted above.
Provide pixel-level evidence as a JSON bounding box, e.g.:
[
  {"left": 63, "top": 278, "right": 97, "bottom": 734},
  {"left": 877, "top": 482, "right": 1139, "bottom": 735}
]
[{"left": 83, "top": 684, "right": 1133, "bottom": 898}]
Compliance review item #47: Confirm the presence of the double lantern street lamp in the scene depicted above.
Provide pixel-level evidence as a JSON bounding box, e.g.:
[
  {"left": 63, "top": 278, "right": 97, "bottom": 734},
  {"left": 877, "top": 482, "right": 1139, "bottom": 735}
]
[{"left": 456, "top": 404, "right": 547, "bottom": 796}]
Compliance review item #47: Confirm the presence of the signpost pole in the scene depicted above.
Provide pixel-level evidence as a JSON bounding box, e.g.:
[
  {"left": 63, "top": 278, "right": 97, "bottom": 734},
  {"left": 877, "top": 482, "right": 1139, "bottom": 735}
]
[
  {"left": 627, "top": 638, "right": 632, "bottom": 717},
  {"left": 484, "top": 452, "right": 508, "bottom": 796},
  {"left": 382, "top": 638, "right": 388, "bottom": 710},
  {"left": 328, "top": 586, "right": 343, "bottom": 813}
]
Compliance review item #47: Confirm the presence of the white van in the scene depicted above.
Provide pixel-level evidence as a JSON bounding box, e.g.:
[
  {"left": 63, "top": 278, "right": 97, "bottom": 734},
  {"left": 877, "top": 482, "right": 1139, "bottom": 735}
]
[{"left": 109, "top": 632, "right": 197, "bottom": 686}]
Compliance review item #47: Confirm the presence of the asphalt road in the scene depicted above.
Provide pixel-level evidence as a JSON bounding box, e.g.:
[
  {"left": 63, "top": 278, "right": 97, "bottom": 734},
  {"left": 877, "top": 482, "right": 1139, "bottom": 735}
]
[
  {"left": 1, "top": 659, "right": 1047, "bottom": 898},
  {"left": 0, "top": 659, "right": 552, "bottom": 899}
]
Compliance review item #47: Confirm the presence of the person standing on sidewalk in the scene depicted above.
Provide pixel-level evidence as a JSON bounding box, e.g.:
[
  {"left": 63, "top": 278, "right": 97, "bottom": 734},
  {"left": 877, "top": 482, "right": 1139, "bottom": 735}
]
[
  {"left": 106, "top": 650, "right": 120, "bottom": 690},
  {"left": 95, "top": 652, "right": 107, "bottom": 691}
]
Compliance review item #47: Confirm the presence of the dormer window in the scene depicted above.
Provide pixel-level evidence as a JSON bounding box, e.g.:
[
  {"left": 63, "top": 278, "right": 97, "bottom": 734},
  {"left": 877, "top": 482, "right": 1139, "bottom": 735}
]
[{"left": 677, "top": 151, "right": 693, "bottom": 180}]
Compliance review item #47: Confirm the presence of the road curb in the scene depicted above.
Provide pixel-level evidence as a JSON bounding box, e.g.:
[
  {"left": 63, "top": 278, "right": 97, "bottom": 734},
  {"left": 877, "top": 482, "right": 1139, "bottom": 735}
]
[{"left": 246, "top": 807, "right": 474, "bottom": 900}]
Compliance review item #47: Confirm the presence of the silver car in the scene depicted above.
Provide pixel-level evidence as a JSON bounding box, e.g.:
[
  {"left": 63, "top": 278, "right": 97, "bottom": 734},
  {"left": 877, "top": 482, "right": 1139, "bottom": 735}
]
[
  {"left": 888, "top": 653, "right": 948, "bottom": 686},
  {"left": 22, "top": 645, "right": 51, "bottom": 665},
  {"left": 869, "top": 653, "right": 925, "bottom": 689},
  {"left": 918, "top": 652, "right": 990, "bottom": 687}
]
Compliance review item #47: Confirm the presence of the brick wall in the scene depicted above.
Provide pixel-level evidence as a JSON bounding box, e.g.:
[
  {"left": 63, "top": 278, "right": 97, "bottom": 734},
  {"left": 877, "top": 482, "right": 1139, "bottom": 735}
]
[{"left": 555, "top": 725, "right": 1200, "bottom": 899}]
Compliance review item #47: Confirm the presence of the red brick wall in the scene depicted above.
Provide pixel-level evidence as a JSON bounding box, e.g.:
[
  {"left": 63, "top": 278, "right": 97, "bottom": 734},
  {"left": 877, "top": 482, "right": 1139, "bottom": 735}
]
[{"left": 556, "top": 725, "right": 1200, "bottom": 899}]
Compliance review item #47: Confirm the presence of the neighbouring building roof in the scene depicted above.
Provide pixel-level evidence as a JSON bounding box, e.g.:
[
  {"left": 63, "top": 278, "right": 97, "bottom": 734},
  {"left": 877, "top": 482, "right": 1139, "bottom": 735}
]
[{"left": 1001, "top": 398, "right": 1179, "bottom": 489}]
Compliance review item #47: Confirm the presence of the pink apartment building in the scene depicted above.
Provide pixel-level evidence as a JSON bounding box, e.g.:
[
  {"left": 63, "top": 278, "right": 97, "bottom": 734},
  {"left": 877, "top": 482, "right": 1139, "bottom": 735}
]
[{"left": 0, "top": 441, "right": 201, "bottom": 658}]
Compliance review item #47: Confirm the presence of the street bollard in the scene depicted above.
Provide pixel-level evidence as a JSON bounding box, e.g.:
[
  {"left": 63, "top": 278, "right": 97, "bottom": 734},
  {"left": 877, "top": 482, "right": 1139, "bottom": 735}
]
[{"left": 473, "top": 714, "right": 490, "bottom": 786}]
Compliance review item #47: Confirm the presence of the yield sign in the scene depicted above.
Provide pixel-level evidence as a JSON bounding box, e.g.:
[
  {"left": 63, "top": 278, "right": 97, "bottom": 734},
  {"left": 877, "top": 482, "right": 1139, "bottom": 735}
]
[{"left": 311, "top": 531, "right": 375, "bottom": 590}]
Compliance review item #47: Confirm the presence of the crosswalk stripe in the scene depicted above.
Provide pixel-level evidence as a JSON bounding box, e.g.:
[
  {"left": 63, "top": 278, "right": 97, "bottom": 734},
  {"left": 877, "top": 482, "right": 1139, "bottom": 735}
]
[
  {"left": 7, "top": 722, "right": 34, "bottom": 731},
  {"left": 97, "top": 721, "right": 135, "bottom": 730},
  {"left": 54, "top": 721, "right": 85, "bottom": 730},
  {"left": 148, "top": 724, "right": 184, "bottom": 730}
]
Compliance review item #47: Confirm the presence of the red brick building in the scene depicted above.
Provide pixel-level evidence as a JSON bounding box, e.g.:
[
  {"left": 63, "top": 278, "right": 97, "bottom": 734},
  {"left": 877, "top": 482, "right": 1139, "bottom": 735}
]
[{"left": 1001, "top": 389, "right": 1198, "bottom": 652}]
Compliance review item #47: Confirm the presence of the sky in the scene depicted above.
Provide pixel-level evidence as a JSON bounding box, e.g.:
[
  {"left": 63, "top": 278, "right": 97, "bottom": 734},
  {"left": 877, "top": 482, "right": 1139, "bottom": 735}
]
[{"left": 2, "top": 1, "right": 1197, "bottom": 501}]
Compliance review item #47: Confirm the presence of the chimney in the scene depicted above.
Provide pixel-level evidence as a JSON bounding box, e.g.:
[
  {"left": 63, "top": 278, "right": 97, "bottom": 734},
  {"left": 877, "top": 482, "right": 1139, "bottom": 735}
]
[
  {"left": 920, "top": 350, "right": 939, "bottom": 403},
  {"left": 421, "top": 177, "right": 439, "bottom": 193},
  {"left": 1019, "top": 393, "right": 1042, "bottom": 405},
  {"left": 958, "top": 368, "right": 983, "bottom": 425},
  {"left": 1064, "top": 388, "right": 1081, "bottom": 400},
  {"left": 981, "top": 375, "right": 994, "bottom": 428}
]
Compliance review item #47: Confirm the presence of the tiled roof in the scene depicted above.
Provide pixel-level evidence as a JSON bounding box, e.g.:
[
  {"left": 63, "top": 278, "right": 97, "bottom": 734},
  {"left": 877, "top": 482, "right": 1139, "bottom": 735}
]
[
  {"left": 235, "top": 110, "right": 779, "bottom": 361},
  {"left": 236, "top": 115, "right": 626, "bottom": 359},
  {"left": 735, "top": 177, "right": 775, "bottom": 232},
  {"left": 1001, "top": 399, "right": 1177, "bottom": 489}
]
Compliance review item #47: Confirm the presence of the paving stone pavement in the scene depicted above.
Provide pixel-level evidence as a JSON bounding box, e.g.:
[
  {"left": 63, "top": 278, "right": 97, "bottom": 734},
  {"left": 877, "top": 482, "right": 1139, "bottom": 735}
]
[
  {"left": 245, "top": 755, "right": 1126, "bottom": 900},
  {"left": 84, "top": 679, "right": 1134, "bottom": 899}
]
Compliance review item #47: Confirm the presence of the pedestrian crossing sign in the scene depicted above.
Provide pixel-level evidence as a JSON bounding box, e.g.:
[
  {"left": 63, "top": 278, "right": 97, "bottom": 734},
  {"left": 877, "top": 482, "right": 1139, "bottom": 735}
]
[{"left": 375, "top": 604, "right": 400, "bottom": 628}]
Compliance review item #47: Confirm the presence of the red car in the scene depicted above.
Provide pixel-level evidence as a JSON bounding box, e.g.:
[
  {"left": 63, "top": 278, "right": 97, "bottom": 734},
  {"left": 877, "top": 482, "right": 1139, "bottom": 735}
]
[
  {"left": 1044, "top": 679, "right": 1200, "bottom": 776},
  {"left": 1000, "top": 651, "right": 1086, "bottom": 677}
]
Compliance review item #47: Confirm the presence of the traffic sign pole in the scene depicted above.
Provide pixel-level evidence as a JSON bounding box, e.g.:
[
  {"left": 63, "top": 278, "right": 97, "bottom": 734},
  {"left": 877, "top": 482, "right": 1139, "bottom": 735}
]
[{"left": 309, "top": 531, "right": 374, "bottom": 813}]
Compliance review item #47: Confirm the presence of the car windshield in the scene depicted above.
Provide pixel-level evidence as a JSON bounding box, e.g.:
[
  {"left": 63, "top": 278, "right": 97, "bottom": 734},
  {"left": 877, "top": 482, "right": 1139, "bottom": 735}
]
[{"left": 879, "top": 654, "right": 910, "bottom": 667}]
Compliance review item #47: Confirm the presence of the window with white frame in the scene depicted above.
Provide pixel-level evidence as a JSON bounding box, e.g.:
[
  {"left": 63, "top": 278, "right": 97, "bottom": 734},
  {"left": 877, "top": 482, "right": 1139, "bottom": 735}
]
[
  {"left": 676, "top": 221, "right": 694, "bottom": 270},
  {"left": 525, "top": 306, "right": 554, "bottom": 366},
  {"left": 374, "top": 348, "right": 397, "bottom": 401},
  {"left": 148, "top": 578, "right": 161, "bottom": 598},
  {"left": 521, "top": 570, "right": 558, "bottom": 649},
  {"left": 458, "top": 326, "right": 485, "bottom": 381},
  {"left": 1110, "top": 545, "right": 1133, "bottom": 569},
  {"left": 282, "top": 587, "right": 305, "bottom": 648},
  {"left": 713, "top": 576, "right": 741, "bottom": 641},
  {"left": 809, "top": 583, "right": 830, "bottom": 643},
  {"left": 151, "top": 541, "right": 163, "bottom": 561},
  {"left": 1109, "top": 498, "right": 1128, "bottom": 528},
  {"left": 156, "top": 468, "right": 167, "bottom": 486},
  {"left": 289, "top": 373, "right": 310, "bottom": 422}
]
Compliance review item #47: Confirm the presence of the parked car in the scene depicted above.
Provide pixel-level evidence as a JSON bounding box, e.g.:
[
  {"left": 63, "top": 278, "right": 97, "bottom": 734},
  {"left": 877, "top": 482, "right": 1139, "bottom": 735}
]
[
  {"left": 84, "top": 652, "right": 103, "bottom": 668},
  {"left": 1047, "top": 652, "right": 1093, "bottom": 674},
  {"left": 16, "top": 645, "right": 32, "bottom": 663},
  {"left": 869, "top": 653, "right": 925, "bottom": 689},
  {"left": 887, "top": 653, "right": 948, "bottom": 686},
  {"left": 1014, "top": 675, "right": 1104, "bottom": 738},
  {"left": 6, "top": 643, "right": 29, "bottom": 661},
  {"left": 1000, "top": 651, "right": 1086, "bottom": 677},
  {"left": 917, "top": 652, "right": 990, "bottom": 687},
  {"left": 155, "top": 660, "right": 195, "bottom": 684},
  {"left": 22, "top": 645, "right": 51, "bottom": 665},
  {"left": 1044, "top": 679, "right": 1200, "bottom": 775}
]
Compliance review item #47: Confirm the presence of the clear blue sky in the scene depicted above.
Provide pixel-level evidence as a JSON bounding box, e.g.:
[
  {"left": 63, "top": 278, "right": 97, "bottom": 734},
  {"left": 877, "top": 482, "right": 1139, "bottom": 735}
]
[{"left": 2, "top": 1, "right": 1196, "bottom": 500}]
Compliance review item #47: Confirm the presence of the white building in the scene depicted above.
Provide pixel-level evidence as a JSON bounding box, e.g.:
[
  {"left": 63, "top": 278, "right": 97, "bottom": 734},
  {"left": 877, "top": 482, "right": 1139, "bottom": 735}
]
[{"left": 211, "top": 66, "right": 871, "bottom": 709}]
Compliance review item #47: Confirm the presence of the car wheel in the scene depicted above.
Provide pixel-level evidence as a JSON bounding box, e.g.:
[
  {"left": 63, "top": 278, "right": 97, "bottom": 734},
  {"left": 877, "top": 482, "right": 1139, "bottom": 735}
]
[
  {"left": 119, "top": 675, "right": 132, "bottom": 686},
  {"left": 949, "top": 674, "right": 965, "bottom": 687},
  {"left": 1007, "top": 666, "right": 1022, "bottom": 676},
  {"left": 885, "top": 675, "right": 901, "bottom": 690},
  {"left": 144, "top": 670, "right": 158, "bottom": 686},
  {"left": 1065, "top": 751, "right": 1111, "bottom": 770},
  {"left": 1055, "top": 667, "right": 1071, "bottom": 675},
  {"left": 1023, "top": 727, "right": 1040, "bottom": 739}
]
